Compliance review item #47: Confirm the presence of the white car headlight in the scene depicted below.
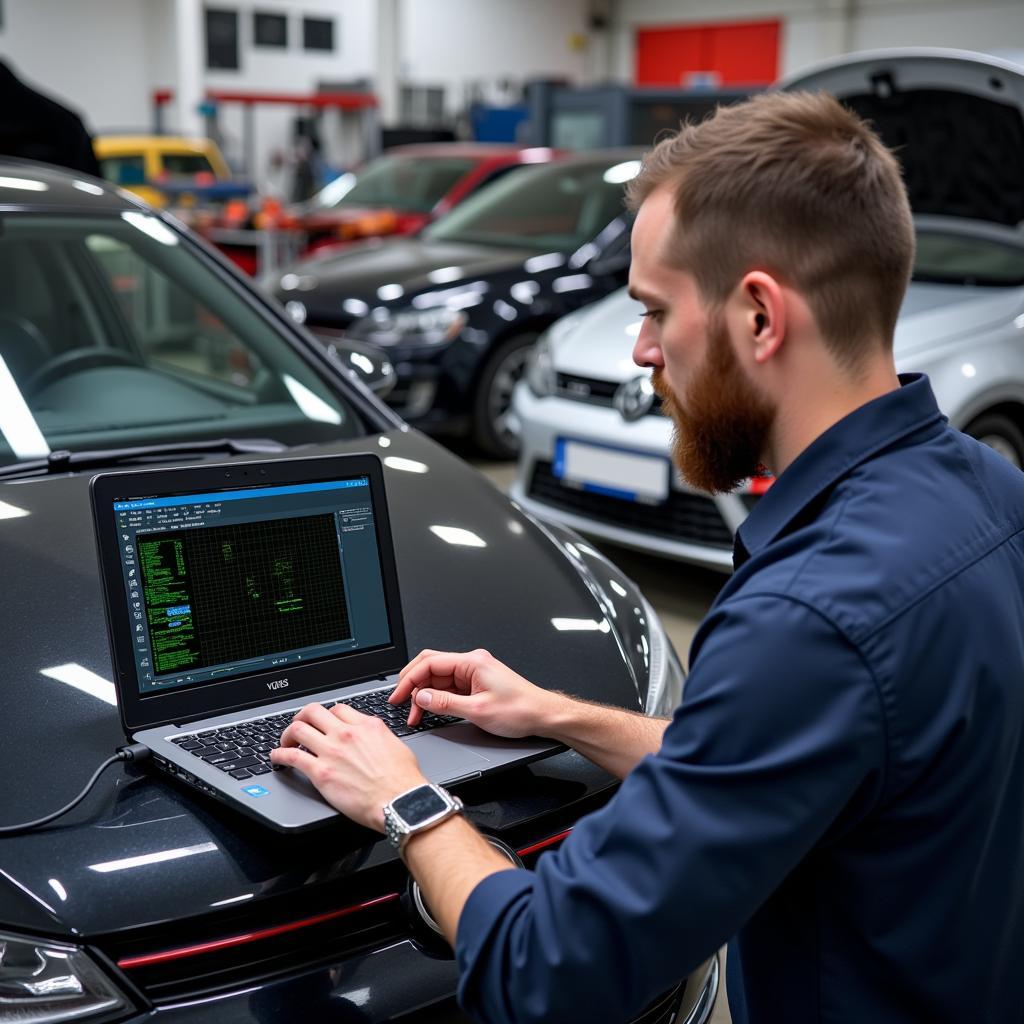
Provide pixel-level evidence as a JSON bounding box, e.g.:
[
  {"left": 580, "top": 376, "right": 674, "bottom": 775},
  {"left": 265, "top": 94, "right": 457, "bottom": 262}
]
[
  {"left": 641, "top": 594, "right": 686, "bottom": 717},
  {"left": 349, "top": 306, "right": 467, "bottom": 348},
  {"left": 525, "top": 335, "right": 556, "bottom": 397},
  {"left": 0, "top": 930, "right": 131, "bottom": 1022}
]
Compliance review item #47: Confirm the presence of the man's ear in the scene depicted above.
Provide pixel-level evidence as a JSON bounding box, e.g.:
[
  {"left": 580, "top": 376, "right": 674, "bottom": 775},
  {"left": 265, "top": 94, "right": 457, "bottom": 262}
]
[{"left": 737, "top": 271, "right": 786, "bottom": 365}]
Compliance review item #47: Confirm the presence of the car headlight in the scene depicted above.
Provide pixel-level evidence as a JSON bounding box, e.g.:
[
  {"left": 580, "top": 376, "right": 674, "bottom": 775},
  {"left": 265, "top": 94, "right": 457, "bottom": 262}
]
[
  {"left": 348, "top": 306, "right": 467, "bottom": 348},
  {"left": 525, "top": 334, "right": 556, "bottom": 397},
  {"left": 641, "top": 594, "right": 685, "bottom": 717},
  {"left": 0, "top": 930, "right": 131, "bottom": 1022}
]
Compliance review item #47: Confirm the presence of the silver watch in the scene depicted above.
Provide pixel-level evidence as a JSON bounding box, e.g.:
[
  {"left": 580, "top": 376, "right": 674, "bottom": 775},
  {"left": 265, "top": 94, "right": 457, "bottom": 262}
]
[{"left": 383, "top": 783, "right": 463, "bottom": 851}]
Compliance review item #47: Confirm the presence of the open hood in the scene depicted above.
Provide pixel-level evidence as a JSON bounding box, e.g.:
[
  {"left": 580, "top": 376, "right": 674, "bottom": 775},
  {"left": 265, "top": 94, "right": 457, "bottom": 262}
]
[{"left": 782, "top": 48, "right": 1024, "bottom": 226}]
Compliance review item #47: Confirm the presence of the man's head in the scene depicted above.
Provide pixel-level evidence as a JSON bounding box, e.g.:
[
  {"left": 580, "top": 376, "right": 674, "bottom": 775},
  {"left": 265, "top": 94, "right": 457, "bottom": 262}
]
[{"left": 627, "top": 91, "right": 915, "bottom": 493}]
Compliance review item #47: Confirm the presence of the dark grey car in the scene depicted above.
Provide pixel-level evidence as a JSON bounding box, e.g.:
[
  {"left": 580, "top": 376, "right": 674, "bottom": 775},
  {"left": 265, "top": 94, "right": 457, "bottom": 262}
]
[{"left": 0, "top": 162, "right": 716, "bottom": 1024}]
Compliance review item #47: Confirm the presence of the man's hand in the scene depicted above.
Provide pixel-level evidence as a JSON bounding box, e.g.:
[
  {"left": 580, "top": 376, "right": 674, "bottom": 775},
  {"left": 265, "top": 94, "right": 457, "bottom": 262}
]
[
  {"left": 271, "top": 702, "right": 427, "bottom": 830},
  {"left": 391, "top": 648, "right": 566, "bottom": 737}
]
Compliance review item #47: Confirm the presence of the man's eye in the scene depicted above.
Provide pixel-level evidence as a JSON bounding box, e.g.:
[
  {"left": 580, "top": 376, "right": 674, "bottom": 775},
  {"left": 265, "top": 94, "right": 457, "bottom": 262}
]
[{"left": 639, "top": 310, "right": 662, "bottom": 322}]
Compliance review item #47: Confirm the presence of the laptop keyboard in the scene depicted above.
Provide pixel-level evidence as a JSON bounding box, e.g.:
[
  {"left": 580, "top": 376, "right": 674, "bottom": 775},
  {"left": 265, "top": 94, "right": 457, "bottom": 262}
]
[{"left": 168, "top": 689, "right": 460, "bottom": 780}]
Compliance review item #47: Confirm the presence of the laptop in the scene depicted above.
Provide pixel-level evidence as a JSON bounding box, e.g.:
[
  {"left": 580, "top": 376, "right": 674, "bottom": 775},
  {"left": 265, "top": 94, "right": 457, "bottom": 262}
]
[{"left": 91, "top": 453, "right": 560, "bottom": 832}]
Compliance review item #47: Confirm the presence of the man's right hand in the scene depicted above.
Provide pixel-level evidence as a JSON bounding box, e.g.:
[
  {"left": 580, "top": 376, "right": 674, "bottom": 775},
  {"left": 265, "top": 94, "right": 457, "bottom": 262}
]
[{"left": 390, "top": 649, "right": 564, "bottom": 738}]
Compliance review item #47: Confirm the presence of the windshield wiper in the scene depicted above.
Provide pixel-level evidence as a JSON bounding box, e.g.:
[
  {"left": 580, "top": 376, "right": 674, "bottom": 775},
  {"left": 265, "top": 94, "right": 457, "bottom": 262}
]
[{"left": 0, "top": 438, "right": 289, "bottom": 480}]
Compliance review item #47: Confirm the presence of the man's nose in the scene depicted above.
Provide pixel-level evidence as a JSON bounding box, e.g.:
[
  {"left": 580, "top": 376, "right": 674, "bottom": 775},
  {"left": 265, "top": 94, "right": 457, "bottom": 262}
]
[{"left": 632, "top": 327, "right": 663, "bottom": 370}]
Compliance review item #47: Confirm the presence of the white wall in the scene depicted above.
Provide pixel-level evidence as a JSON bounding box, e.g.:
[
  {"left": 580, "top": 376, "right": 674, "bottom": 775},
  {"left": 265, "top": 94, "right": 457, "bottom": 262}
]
[
  {"left": 401, "top": 0, "right": 590, "bottom": 113},
  {"left": 611, "top": 0, "right": 1024, "bottom": 81},
  {"left": 0, "top": 0, "right": 153, "bottom": 133}
]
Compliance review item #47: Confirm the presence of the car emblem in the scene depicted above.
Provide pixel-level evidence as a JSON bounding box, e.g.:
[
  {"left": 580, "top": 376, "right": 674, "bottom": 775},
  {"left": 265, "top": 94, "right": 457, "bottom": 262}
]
[{"left": 614, "top": 375, "right": 656, "bottom": 422}]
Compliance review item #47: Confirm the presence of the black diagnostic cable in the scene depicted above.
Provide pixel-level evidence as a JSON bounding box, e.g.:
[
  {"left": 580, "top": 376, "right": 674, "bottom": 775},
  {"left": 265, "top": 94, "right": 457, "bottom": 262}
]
[{"left": 0, "top": 743, "right": 151, "bottom": 835}]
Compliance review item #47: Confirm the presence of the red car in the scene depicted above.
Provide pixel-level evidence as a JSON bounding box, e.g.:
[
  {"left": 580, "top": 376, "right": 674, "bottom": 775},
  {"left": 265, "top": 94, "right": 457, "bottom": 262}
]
[{"left": 295, "top": 142, "right": 558, "bottom": 253}]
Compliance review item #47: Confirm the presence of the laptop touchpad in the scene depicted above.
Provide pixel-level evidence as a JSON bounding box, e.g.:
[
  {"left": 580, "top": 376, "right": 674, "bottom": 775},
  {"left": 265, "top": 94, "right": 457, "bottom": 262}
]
[{"left": 407, "top": 730, "right": 491, "bottom": 780}]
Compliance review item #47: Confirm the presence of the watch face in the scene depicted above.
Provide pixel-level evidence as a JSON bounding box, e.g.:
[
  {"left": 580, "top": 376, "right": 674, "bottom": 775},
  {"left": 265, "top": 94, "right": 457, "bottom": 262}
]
[{"left": 393, "top": 786, "right": 448, "bottom": 825}]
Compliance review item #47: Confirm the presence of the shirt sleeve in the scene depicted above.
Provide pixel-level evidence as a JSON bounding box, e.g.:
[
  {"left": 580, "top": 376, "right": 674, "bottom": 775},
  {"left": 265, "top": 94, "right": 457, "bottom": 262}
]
[{"left": 455, "top": 593, "right": 887, "bottom": 1024}]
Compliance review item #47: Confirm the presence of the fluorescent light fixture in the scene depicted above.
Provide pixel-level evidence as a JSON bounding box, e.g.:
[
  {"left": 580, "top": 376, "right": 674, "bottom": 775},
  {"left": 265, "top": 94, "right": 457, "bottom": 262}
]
[
  {"left": 510, "top": 281, "right": 540, "bottom": 304},
  {"left": 40, "top": 663, "right": 117, "bottom": 706},
  {"left": 551, "top": 617, "right": 611, "bottom": 632},
  {"left": 384, "top": 456, "right": 428, "bottom": 474},
  {"left": 0, "top": 175, "right": 48, "bottom": 192},
  {"left": 282, "top": 374, "right": 343, "bottom": 424},
  {"left": 343, "top": 298, "right": 370, "bottom": 317},
  {"left": 493, "top": 300, "right": 517, "bottom": 321},
  {"left": 279, "top": 273, "right": 300, "bottom": 291},
  {"left": 48, "top": 879, "right": 68, "bottom": 902},
  {"left": 603, "top": 160, "right": 642, "bottom": 185},
  {"left": 0, "top": 354, "right": 49, "bottom": 458},
  {"left": 89, "top": 843, "right": 218, "bottom": 874},
  {"left": 0, "top": 501, "right": 29, "bottom": 520},
  {"left": 285, "top": 300, "right": 307, "bottom": 324},
  {"left": 429, "top": 525, "right": 487, "bottom": 547},
  {"left": 961, "top": 362, "right": 977, "bottom": 378},
  {"left": 122, "top": 211, "right": 179, "bottom": 246},
  {"left": 377, "top": 283, "right": 405, "bottom": 302}
]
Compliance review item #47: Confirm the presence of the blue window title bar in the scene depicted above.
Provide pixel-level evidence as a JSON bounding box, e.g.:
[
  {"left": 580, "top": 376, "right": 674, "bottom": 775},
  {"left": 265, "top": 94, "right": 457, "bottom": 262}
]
[{"left": 114, "top": 478, "right": 369, "bottom": 512}]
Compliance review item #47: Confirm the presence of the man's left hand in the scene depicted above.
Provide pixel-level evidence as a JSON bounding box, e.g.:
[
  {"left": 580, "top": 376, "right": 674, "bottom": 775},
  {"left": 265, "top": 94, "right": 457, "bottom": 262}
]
[{"left": 271, "top": 703, "right": 427, "bottom": 831}]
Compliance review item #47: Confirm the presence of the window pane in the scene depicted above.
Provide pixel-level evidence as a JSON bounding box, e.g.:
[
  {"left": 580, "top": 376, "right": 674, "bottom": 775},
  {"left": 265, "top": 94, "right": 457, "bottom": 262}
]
[
  {"left": 254, "top": 11, "right": 287, "bottom": 47},
  {"left": 206, "top": 8, "right": 239, "bottom": 70},
  {"left": 303, "top": 17, "right": 334, "bottom": 51}
]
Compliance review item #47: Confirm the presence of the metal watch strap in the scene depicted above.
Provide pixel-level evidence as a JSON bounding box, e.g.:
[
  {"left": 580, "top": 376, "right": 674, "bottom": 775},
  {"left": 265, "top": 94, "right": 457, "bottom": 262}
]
[{"left": 383, "top": 784, "right": 463, "bottom": 851}]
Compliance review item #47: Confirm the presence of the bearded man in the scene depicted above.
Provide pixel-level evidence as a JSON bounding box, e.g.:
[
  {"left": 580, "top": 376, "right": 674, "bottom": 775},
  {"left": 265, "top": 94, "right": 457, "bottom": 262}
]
[{"left": 273, "top": 92, "right": 1024, "bottom": 1023}]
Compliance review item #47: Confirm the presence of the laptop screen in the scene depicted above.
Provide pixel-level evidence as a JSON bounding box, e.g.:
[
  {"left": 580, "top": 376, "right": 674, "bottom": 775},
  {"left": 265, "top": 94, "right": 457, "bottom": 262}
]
[{"left": 112, "top": 475, "right": 391, "bottom": 697}]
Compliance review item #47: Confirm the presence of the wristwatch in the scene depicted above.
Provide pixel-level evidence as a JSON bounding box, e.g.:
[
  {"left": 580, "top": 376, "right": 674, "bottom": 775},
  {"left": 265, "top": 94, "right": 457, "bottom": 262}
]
[{"left": 383, "top": 783, "right": 463, "bottom": 851}]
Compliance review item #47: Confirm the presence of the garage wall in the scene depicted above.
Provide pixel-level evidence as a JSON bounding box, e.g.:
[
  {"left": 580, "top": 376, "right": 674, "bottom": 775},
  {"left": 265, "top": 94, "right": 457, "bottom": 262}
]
[
  {"left": 402, "top": 0, "right": 590, "bottom": 112},
  {"left": 0, "top": 0, "right": 154, "bottom": 134},
  {"left": 612, "top": 0, "right": 1024, "bottom": 82}
]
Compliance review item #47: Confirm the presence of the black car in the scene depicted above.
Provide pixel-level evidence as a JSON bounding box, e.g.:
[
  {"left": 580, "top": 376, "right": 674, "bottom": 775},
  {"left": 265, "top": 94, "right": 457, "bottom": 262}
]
[
  {"left": 0, "top": 162, "right": 717, "bottom": 1024},
  {"left": 268, "top": 150, "right": 641, "bottom": 458}
]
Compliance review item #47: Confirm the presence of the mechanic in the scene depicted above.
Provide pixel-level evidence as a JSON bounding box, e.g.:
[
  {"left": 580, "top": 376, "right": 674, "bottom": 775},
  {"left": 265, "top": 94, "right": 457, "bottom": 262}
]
[{"left": 272, "top": 92, "right": 1024, "bottom": 1022}]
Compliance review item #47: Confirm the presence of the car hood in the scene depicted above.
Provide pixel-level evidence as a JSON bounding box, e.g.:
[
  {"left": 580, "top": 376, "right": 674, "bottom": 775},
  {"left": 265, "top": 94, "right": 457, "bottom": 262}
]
[
  {"left": 782, "top": 48, "right": 1024, "bottom": 226},
  {"left": 274, "top": 236, "right": 539, "bottom": 311},
  {"left": 0, "top": 430, "right": 643, "bottom": 938},
  {"left": 551, "top": 279, "right": 1024, "bottom": 380}
]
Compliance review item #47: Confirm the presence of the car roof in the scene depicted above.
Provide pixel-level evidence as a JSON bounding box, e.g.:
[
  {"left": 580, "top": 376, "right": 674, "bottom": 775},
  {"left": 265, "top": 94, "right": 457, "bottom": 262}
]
[
  {"left": 0, "top": 158, "right": 141, "bottom": 213},
  {"left": 94, "top": 134, "right": 219, "bottom": 156},
  {"left": 381, "top": 142, "right": 530, "bottom": 158}
]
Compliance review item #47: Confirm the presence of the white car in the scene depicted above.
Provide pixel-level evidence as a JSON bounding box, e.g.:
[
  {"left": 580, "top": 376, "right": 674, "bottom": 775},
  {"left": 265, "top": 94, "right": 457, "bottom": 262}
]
[{"left": 512, "top": 48, "right": 1024, "bottom": 572}]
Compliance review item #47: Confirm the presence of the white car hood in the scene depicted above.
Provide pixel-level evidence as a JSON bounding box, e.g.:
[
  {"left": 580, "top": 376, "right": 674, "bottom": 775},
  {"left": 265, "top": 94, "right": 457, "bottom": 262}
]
[{"left": 551, "top": 282, "right": 1024, "bottom": 384}]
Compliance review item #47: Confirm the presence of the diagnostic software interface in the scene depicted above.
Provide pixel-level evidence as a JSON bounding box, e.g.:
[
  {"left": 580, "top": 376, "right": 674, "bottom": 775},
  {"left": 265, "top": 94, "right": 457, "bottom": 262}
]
[{"left": 113, "top": 477, "right": 391, "bottom": 695}]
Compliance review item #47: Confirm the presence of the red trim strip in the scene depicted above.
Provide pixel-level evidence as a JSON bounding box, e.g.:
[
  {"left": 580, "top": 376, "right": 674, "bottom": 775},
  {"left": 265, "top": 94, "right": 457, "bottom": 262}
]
[
  {"left": 516, "top": 828, "right": 572, "bottom": 858},
  {"left": 117, "top": 893, "right": 399, "bottom": 969}
]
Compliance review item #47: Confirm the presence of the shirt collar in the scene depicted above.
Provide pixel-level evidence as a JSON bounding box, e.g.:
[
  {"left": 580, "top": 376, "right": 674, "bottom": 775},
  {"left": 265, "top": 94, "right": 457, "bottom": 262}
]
[{"left": 733, "top": 373, "right": 945, "bottom": 569}]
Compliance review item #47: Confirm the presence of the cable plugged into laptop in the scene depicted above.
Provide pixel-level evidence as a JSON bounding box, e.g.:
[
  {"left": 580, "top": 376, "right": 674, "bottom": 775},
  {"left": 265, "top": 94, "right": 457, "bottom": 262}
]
[{"left": 0, "top": 743, "right": 151, "bottom": 835}]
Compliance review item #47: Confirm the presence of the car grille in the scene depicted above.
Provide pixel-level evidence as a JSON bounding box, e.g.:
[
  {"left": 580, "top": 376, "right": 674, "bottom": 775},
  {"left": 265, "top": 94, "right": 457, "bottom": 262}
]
[
  {"left": 555, "top": 373, "right": 663, "bottom": 416},
  {"left": 528, "top": 461, "right": 733, "bottom": 549}
]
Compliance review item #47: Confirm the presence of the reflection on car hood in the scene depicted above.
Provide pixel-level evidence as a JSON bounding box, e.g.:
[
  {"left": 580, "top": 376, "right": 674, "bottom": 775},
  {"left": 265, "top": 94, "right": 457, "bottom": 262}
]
[
  {"left": 278, "top": 237, "right": 539, "bottom": 306},
  {"left": 0, "top": 430, "right": 639, "bottom": 936},
  {"left": 782, "top": 48, "right": 1024, "bottom": 226}
]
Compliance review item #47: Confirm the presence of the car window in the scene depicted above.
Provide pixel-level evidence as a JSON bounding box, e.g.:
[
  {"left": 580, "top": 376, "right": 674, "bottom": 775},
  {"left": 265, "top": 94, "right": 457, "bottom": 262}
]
[
  {"left": 314, "top": 155, "right": 478, "bottom": 213},
  {"left": 99, "top": 155, "right": 146, "bottom": 187},
  {"left": 159, "top": 153, "right": 217, "bottom": 180},
  {"left": 913, "top": 229, "right": 1024, "bottom": 286},
  {"left": 423, "top": 159, "right": 635, "bottom": 251},
  {"left": 0, "top": 214, "right": 365, "bottom": 467}
]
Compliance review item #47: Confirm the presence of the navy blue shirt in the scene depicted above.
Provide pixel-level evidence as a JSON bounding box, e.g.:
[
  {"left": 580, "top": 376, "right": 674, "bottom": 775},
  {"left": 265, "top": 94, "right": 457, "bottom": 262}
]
[{"left": 455, "top": 375, "right": 1024, "bottom": 1023}]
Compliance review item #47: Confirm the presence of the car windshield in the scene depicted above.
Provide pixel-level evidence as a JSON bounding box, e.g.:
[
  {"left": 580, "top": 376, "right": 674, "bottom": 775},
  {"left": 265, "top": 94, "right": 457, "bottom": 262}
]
[
  {"left": 160, "top": 153, "right": 216, "bottom": 180},
  {"left": 913, "top": 227, "right": 1024, "bottom": 286},
  {"left": 312, "top": 155, "right": 478, "bottom": 213},
  {"left": 0, "top": 212, "right": 364, "bottom": 469},
  {"left": 422, "top": 158, "right": 638, "bottom": 251}
]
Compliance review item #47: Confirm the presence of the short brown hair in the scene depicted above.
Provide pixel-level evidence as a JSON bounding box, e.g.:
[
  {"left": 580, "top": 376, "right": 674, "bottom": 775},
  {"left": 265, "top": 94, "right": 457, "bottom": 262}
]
[{"left": 626, "top": 91, "right": 914, "bottom": 368}]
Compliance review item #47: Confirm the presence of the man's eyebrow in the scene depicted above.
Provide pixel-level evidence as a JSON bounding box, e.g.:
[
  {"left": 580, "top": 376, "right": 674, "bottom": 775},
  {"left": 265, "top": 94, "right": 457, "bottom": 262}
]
[{"left": 627, "top": 286, "right": 657, "bottom": 305}]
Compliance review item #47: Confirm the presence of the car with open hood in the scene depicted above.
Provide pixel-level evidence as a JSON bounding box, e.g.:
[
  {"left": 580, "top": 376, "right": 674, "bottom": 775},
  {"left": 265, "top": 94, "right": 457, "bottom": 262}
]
[
  {"left": 267, "top": 150, "right": 642, "bottom": 459},
  {"left": 512, "top": 48, "right": 1024, "bottom": 571},
  {"left": 0, "top": 160, "right": 718, "bottom": 1024}
]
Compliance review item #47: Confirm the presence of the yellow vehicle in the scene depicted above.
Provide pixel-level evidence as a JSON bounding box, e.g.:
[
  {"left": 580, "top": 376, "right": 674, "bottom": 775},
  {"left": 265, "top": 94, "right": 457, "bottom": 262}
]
[{"left": 94, "top": 135, "right": 232, "bottom": 207}]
